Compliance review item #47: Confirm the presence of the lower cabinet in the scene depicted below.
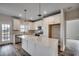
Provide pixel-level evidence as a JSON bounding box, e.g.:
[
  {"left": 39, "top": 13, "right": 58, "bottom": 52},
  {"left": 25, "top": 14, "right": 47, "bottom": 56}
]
[
  {"left": 22, "top": 39, "right": 28, "bottom": 51},
  {"left": 33, "top": 43, "right": 52, "bottom": 56},
  {"left": 27, "top": 39, "right": 35, "bottom": 55}
]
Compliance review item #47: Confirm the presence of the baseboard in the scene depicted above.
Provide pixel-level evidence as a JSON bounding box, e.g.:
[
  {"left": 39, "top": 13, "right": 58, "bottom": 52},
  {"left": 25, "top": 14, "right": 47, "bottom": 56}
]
[
  {"left": 0, "top": 42, "right": 21, "bottom": 46},
  {"left": 0, "top": 43, "right": 13, "bottom": 46}
]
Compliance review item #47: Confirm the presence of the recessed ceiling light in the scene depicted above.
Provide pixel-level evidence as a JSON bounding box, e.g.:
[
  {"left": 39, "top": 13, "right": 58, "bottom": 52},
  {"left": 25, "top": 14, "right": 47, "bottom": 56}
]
[
  {"left": 43, "top": 11, "right": 47, "bottom": 14},
  {"left": 30, "top": 17, "right": 33, "bottom": 20},
  {"left": 18, "top": 14, "right": 22, "bottom": 17}
]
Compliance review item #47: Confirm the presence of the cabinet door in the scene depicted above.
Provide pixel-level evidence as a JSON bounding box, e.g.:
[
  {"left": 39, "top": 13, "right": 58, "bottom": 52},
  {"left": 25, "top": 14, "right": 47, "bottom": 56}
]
[
  {"left": 27, "top": 39, "right": 35, "bottom": 55},
  {"left": 22, "top": 39, "right": 28, "bottom": 51},
  {"left": 35, "top": 44, "right": 51, "bottom": 56},
  {"left": 13, "top": 19, "right": 20, "bottom": 30}
]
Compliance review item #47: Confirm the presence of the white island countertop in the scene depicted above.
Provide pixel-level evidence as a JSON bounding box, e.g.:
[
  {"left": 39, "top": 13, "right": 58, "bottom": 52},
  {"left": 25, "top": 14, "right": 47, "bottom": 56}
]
[
  {"left": 18, "top": 35, "right": 58, "bottom": 47},
  {"left": 18, "top": 35, "right": 58, "bottom": 56}
]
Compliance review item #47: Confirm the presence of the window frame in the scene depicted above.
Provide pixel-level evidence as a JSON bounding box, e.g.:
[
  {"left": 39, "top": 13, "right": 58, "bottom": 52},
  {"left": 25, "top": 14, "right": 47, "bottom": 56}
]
[{"left": 2, "top": 24, "right": 10, "bottom": 41}]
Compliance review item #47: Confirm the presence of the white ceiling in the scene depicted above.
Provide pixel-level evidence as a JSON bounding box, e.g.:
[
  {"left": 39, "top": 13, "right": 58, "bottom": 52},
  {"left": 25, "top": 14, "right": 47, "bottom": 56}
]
[{"left": 0, "top": 3, "right": 78, "bottom": 20}]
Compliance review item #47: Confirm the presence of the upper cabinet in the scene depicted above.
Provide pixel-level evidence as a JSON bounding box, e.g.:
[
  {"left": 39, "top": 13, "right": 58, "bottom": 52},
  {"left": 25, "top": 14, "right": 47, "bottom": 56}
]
[
  {"left": 29, "top": 22, "right": 35, "bottom": 30},
  {"left": 13, "top": 19, "right": 20, "bottom": 31}
]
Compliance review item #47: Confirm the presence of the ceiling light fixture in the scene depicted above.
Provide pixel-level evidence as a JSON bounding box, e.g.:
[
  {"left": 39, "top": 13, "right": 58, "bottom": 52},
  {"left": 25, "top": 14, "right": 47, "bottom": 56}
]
[
  {"left": 24, "top": 9, "right": 27, "bottom": 22},
  {"left": 30, "top": 17, "right": 33, "bottom": 20},
  {"left": 18, "top": 14, "right": 22, "bottom": 17},
  {"left": 43, "top": 11, "right": 47, "bottom": 15},
  {"left": 37, "top": 3, "right": 43, "bottom": 19},
  {"left": 24, "top": 9, "right": 32, "bottom": 22},
  {"left": 22, "top": 9, "right": 30, "bottom": 34}
]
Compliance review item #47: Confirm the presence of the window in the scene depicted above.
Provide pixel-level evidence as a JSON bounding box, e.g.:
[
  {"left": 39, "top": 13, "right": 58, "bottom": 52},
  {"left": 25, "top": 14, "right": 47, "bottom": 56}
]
[
  {"left": 20, "top": 25, "right": 29, "bottom": 32},
  {"left": 20, "top": 25, "right": 26, "bottom": 32},
  {"left": 2, "top": 24, "right": 10, "bottom": 41}
]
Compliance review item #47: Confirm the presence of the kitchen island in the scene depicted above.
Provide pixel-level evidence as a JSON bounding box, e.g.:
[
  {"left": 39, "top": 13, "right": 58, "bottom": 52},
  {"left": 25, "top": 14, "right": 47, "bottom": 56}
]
[{"left": 18, "top": 35, "right": 58, "bottom": 56}]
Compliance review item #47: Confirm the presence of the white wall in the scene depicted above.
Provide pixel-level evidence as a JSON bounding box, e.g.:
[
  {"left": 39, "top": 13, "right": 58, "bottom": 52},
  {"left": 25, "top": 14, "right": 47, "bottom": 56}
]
[
  {"left": 66, "top": 19, "right": 79, "bottom": 40},
  {"left": 0, "top": 14, "right": 13, "bottom": 45},
  {"left": 66, "top": 19, "right": 79, "bottom": 55}
]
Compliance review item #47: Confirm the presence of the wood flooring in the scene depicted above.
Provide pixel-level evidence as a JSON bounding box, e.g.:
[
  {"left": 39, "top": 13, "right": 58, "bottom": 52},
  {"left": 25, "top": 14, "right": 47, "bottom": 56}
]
[{"left": 0, "top": 43, "right": 30, "bottom": 56}]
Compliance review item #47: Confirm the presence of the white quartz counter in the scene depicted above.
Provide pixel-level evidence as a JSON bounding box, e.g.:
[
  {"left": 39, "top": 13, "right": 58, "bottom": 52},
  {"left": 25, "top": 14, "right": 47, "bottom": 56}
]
[{"left": 18, "top": 35, "right": 58, "bottom": 56}]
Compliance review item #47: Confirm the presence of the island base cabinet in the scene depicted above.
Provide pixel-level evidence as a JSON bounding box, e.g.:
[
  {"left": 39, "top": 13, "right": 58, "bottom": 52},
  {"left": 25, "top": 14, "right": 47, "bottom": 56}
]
[
  {"left": 34, "top": 44, "right": 51, "bottom": 56},
  {"left": 27, "top": 39, "right": 35, "bottom": 55},
  {"left": 22, "top": 39, "right": 28, "bottom": 51},
  {"left": 22, "top": 39, "right": 58, "bottom": 56}
]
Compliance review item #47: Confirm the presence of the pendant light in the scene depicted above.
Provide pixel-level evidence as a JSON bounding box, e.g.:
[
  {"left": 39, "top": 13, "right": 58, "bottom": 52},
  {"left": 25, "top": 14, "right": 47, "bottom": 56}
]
[
  {"left": 24, "top": 9, "right": 27, "bottom": 22},
  {"left": 23, "top": 9, "right": 29, "bottom": 34},
  {"left": 23, "top": 9, "right": 32, "bottom": 34},
  {"left": 24, "top": 9, "right": 32, "bottom": 22},
  {"left": 38, "top": 3, "right": 43, "bottom": 20}
]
